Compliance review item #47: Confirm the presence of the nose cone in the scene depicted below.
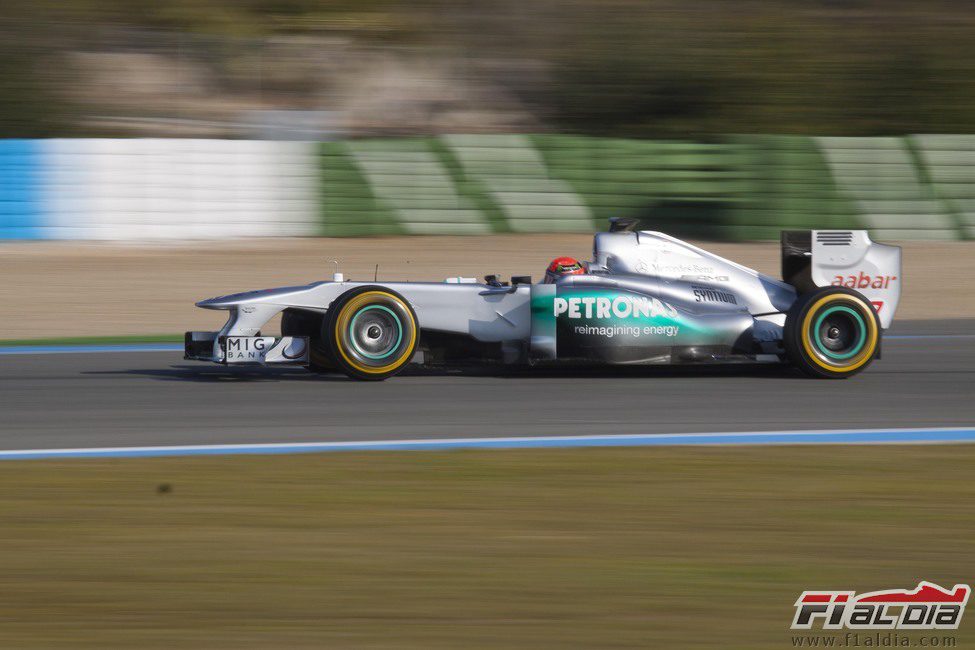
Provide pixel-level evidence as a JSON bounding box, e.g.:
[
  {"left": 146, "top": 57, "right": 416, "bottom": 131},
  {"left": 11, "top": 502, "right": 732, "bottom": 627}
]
[
  {"left": 195, "top": 296, "right": 232, "bottom": 309},
  {"left": 195, "top": 284, "right": 317, "bottom": 309},
  {"left": 195, "top": 289, "right": 266, "bottom": 309}
]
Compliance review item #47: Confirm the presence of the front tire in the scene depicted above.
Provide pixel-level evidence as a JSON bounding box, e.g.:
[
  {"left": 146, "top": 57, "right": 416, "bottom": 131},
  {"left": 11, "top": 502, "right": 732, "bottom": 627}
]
[
  {"left": 324, "top": 286, "right": 419, "bottom": 381},
  {"left": 784, "top": 287, "right": 881, "bottom": 379}
]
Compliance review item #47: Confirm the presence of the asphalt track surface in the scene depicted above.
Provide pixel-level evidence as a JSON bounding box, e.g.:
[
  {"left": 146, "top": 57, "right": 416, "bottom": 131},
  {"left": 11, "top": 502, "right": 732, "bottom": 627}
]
[{"left": 1, "top": 320, "right": 972, "bottom": 451}]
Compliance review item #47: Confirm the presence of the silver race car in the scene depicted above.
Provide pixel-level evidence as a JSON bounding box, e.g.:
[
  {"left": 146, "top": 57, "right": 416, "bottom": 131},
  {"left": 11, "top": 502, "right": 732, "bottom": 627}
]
[{"left": 185, "top": 219, "right": 901, "bottom": 380}]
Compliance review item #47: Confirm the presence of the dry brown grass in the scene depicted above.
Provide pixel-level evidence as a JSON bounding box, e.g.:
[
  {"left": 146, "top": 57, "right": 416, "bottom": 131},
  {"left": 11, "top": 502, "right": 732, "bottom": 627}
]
[
  {"left": 1, "top": 445, "right": 974, "bottom": 648},
  {"left": 1, "top": 236, "right": 971, "bottom": 340}
]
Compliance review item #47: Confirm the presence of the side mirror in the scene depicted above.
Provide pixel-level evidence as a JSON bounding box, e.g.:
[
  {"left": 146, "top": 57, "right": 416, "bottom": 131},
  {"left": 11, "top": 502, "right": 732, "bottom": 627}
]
[{"left": 609, "top": 217, "right": 639, "bottom": 233}]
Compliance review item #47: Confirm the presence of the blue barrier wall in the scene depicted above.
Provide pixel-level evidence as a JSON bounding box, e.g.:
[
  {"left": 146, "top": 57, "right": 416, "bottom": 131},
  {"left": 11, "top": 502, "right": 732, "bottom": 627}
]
[{"left": 0, "top": 140, "right": 43, "bottom": 240}]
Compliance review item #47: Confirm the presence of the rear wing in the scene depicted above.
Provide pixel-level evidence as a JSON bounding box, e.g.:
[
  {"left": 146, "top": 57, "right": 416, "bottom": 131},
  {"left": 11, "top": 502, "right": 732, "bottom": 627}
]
[{"left": 781, "top": 230, "right": 901, "bottom": 329}]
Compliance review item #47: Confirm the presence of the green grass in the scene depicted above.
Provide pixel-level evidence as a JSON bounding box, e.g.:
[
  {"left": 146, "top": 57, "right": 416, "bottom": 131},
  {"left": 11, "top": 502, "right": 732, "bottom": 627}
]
[
  {"left": 0, "top": 334, "right": 182, "bottom": 347},
  {"left": 1, "top": 446, "right": 974, "bottom": 648}
]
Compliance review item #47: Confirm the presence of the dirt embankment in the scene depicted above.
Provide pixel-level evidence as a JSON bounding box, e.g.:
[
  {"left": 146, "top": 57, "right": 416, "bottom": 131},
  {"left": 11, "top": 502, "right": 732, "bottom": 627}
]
[{"left": 1, "top": 236, "right": 969, "bottom": 339}]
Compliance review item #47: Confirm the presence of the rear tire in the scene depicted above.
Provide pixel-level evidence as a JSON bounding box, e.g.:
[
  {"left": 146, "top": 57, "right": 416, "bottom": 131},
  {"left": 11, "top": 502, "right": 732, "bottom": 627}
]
[
  {"left": 784, "top": 287, "right": 881, "bottom": 379},
  {"left": 324, "top": 286, "right": 419, "bottom": 381}
]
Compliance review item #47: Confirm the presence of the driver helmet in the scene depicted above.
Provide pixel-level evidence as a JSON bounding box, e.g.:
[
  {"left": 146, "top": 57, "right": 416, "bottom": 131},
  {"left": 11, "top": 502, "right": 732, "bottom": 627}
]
[{"left": 544, "top": 256, "right": 586, "bottom": 283}]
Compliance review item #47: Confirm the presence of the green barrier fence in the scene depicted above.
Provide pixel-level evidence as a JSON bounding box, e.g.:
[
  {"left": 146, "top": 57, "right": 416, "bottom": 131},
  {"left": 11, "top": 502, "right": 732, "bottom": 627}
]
[{"left": 318, "top": 134, "right": 975, "bottom": 240}]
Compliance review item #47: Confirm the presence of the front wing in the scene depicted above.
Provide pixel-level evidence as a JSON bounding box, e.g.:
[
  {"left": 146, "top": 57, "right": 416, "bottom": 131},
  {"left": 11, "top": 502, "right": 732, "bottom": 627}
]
[{"left": 185, "top": 332, "right": 310, "bottom": 365}]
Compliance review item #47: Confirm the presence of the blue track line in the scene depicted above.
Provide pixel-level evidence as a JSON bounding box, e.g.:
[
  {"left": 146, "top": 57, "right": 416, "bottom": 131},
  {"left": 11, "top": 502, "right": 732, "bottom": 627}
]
[
  {"left": 0, "top": 344, "right": 183, "bottom": 355},
  {"left": 1, "top": 428, "right": 974, "bottom": 461},
  {"left": 885, "top": 334, "right": 975, "bottom": 340}
]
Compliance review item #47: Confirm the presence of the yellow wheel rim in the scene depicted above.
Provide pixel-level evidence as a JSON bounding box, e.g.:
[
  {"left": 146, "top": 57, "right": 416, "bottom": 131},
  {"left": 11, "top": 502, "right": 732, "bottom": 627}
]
[
  {"left": 800, "top": 294, "right": 878, "bottom": 373},
  {"left": 333, "top": 291, "right": 417, "bottom": 375}
]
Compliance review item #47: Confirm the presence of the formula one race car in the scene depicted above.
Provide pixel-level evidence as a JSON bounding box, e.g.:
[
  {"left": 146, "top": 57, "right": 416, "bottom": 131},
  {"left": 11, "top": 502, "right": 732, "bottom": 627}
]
[{"left": 185, "top": 219, "right": 901, "bottom": 380}]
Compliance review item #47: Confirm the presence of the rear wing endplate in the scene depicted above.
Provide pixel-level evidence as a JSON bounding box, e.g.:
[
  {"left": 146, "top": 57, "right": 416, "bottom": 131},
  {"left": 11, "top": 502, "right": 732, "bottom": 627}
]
[{"left": 781, "top": 230, "right": 901, "bottom": 329}]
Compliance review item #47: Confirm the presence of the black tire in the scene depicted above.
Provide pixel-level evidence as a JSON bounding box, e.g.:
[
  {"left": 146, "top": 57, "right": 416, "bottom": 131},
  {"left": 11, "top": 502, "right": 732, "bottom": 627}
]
[
  {"left": 280, "top": 308, "right": 336, "bottom": 373},
  {"left": 784, "top": 286, "right": 881, "bottom": 379},
  {"left": 323, "top": 286, "right": 419, "bottom": 381}
]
